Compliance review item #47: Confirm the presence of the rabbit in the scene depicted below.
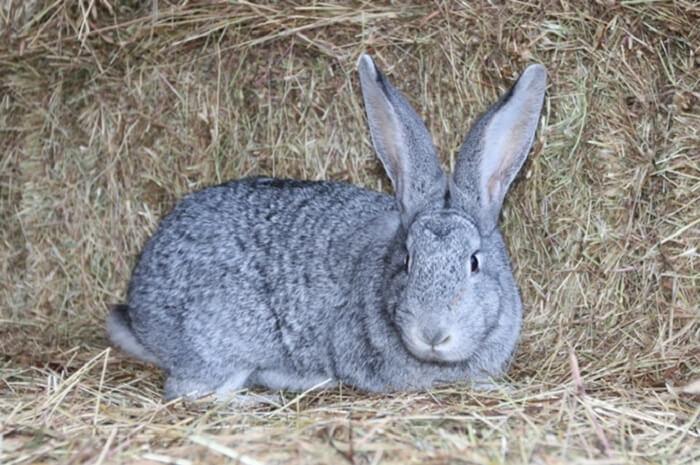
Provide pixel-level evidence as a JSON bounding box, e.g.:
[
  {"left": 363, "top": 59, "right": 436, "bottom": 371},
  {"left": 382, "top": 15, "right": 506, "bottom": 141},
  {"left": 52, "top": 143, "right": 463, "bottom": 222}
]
[{"left": 106, "top": 54, "right": 547, "bottom": 402}]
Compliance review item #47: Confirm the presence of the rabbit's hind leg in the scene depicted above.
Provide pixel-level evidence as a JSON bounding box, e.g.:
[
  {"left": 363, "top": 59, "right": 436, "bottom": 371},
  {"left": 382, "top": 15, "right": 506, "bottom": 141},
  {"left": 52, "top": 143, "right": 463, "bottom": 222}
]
[
  {"left": 213, "top": 370, "right": 252, "bottom": 399},
  {"left": 164, "top": 376, "right": 224, "bottom": 401},
  {"left": 254, "top": 369, "right": 336, "bottom": 391},
  {"left": 214, "top": 370, "right": 280, "bottom": 406},
  {"left": 164, "top": 369, "right": 254, "bottom": 401}
]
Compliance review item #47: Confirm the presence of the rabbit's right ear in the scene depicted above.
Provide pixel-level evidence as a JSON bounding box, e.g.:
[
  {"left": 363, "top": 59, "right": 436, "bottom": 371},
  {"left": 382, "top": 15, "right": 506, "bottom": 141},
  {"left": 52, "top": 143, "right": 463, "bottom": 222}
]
[{"left": 358, "top": 54, "right": 447, "bottom": 226}]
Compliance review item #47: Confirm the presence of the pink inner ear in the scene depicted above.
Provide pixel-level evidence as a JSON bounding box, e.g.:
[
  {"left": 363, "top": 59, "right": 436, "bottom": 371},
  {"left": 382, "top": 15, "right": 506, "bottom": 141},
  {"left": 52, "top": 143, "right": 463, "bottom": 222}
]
[
  {"left": 478, "top": 65, "right": 545, "bottom": 209},
  {"left": 480, "top": 97, "right": 541, "bottom": 208},
  {"left": 485, "top": 126, "right": 530, "bottom": 205},
  {"left": 362, "top": 83, "right": 407, "bottom": 196}
]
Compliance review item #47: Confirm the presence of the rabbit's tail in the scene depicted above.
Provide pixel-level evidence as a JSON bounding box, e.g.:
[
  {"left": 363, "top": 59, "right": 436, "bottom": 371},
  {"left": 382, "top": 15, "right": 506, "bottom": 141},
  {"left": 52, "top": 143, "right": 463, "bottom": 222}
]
[{"left": 106, "top": 304, "right": 159, "bottom": 365}]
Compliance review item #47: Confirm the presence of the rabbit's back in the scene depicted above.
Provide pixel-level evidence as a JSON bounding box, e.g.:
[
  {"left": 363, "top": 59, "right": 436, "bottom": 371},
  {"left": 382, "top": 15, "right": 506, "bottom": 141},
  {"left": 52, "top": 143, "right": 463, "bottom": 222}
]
[{"left": 127, "top": 177, "right": 394, "bottom": 377}]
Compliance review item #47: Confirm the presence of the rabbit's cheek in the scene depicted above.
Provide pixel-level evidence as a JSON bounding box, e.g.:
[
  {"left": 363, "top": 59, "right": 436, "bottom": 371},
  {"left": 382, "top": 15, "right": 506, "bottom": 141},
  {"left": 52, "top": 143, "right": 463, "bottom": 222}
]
[
  {"left": 476, "top": 279, "right": 502, "bottom": 326},
  {"left": 439, "top": 281, "right": 500, "bottom": 357}
]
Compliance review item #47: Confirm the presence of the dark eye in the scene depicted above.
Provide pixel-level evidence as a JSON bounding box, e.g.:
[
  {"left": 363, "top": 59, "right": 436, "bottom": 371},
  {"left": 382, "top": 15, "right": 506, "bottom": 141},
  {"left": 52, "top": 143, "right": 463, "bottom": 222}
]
[
  {"left": 405, "top": 254, "right": 411, "bottom": 272},
  {"left": 470, "top": 254, "right": 479, "bottom": 273}
]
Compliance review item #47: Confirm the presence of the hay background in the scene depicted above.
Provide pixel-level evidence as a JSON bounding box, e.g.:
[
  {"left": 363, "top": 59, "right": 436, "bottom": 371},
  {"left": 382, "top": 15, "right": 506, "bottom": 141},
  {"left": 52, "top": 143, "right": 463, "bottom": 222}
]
[{"left": 1, "top": 1, "right": 698, "bottom": 464}]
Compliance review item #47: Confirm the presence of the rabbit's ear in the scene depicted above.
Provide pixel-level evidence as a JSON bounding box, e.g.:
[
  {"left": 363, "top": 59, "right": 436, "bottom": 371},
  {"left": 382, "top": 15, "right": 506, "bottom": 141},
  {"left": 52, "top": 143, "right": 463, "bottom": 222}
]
[
  {"left": 451, "top": 64, "right": 546, "bottom": 231},
  {"left": 358, "top": 54, "right": 447, "bottom": 225}
]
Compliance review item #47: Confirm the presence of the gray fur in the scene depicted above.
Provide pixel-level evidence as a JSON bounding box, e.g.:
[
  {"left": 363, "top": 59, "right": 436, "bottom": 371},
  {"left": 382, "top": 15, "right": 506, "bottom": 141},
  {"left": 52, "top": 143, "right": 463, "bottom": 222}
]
[{"left": 106, "top": 55, "right": 546, "bottom": 401}]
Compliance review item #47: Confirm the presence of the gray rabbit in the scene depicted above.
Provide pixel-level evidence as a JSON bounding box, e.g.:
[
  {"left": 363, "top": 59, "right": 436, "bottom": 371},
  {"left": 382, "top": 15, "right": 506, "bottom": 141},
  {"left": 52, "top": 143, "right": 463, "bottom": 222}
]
[{"left": 107, "top": 54, "right": 547, "bottom": 401}]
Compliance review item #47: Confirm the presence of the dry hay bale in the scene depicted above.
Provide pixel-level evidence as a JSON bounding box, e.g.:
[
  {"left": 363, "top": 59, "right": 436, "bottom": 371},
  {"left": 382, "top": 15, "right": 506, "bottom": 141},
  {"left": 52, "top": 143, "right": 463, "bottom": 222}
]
[{"left": 0, "top": 1, "right": 698, "bottom": 464}]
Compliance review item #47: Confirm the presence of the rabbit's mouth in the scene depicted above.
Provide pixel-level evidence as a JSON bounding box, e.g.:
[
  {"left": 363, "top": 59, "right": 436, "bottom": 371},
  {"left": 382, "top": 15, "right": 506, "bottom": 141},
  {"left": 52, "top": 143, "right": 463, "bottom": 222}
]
[{"left": 400, "top": 326, "right": 467, "bottom": 363}]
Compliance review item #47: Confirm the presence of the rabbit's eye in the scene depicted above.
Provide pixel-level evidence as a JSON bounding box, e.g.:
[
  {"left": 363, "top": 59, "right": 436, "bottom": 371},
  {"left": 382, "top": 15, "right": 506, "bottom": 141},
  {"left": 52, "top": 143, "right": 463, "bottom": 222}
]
[
  {"left": 470, "top": 254, "right": 479, "bottom": 273},
  {"left": 405, "top": 254, "right": 411, "bottom": 272}
]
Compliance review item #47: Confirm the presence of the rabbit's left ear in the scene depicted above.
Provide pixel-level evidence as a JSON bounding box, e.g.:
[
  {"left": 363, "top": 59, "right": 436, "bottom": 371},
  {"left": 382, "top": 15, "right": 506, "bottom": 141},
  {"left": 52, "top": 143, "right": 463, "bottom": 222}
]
[{"left": 451, "top": 65, "right": 546, "bottom": 231}]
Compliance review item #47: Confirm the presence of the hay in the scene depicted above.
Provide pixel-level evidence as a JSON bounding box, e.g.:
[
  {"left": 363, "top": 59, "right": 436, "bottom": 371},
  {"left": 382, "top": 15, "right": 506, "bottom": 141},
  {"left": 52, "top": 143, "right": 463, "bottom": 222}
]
[{"left": 1, "top": 1, "right": 698, "bottom": 464}]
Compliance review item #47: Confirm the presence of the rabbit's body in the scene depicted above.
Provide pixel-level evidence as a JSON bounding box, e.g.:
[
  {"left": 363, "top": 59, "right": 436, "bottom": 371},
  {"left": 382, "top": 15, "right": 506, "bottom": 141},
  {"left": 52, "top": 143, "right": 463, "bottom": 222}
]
[
  {"left": 127, "top": 178, "right": 397, "bottom": 395},
  {"left": 108, "top": 55, "right": 546, "bottom": 401},
  {"left": 116, "top": 177, "right": 520, "bottom": 397}
]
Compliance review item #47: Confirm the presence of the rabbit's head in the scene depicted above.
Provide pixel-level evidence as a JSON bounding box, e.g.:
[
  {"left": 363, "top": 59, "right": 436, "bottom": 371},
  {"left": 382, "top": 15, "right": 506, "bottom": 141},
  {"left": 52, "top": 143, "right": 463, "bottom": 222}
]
[{"left": 358, "top": 54, "right": 546, "bottom": 363}]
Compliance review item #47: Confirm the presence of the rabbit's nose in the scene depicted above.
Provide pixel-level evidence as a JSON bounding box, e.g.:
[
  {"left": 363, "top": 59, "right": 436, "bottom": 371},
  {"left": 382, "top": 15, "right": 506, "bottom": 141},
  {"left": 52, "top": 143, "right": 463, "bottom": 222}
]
[{"left": 420, "top": 328, "right": 451, "bottom": 348}]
